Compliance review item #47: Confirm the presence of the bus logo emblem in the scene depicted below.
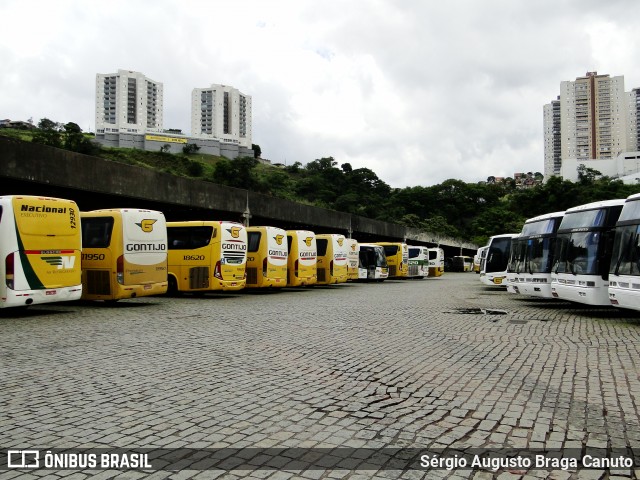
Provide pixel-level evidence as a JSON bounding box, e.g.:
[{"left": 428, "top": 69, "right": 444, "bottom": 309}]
[
  {"left": 42, "top": 256, "right": 76, "bottom": 269},
  {"left": 274, "top": 234, "right": 284, "bottom": 245},
  {"left": 136, "top": 219, "right": 157, "bottom": 232},
  {"left": 337, "top": 238, "right": 344, "bottom": 247},
  {"left": 227, "top": 226, "right": 242, "bottom": 238},
  {"left": 350, "top": 243, "right": 357, "bottom": 251},
  {"left": 304, "top": 237, "right": 313, "bottom": 247}
]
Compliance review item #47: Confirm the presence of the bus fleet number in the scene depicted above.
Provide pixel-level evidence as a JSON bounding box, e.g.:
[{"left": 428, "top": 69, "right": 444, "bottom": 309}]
[
  {"left": 82, "top": 253, "right": 106, "bottom": 261},
  {"left": 183, "top": 255, "right": 205, "bottom": 261}
]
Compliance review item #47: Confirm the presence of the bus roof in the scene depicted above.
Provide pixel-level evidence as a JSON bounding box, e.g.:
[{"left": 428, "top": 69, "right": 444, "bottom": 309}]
[
  {"left": 565, "top": 199, "right": 625, "bottom": 214},
  {"left": 488, "top": 233, "right": 519, "bottom": 241},
  {"left": 524, "top": 211, "right": 565, "bottom": 224}
]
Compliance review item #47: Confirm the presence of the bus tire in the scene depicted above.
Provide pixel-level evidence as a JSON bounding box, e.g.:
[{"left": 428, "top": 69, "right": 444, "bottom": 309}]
[{"left": 168, "top": 276, "right": 179, "bottom": 296}]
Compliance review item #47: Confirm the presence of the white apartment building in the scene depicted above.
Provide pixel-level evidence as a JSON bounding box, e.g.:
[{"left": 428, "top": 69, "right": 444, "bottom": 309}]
[
  {"left": 191, "top": 84, "right": 252, "bottom": 148},
  {"left": 95, "top": 69, "right": 163, "bottom": 134},
  {"left": 543, "top": 97, "right": 561, "bottom": 176},
  {"left": 544, "top": 72, "right": 637, "bottom": 179},
  {"left": 629, "top": 88, "right": 640, "bottom": 152}
]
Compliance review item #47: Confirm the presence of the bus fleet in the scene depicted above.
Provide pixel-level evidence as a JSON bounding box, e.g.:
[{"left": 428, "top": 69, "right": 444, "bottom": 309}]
[
  {"left": 0, "top": 195, "right": 453, "bottom": 309},
  {"left": 8, "top": 191, "right": 640, "bottom": 312},
  {"left": 490, "top": 194, "right": 640, "bottom": 311}
]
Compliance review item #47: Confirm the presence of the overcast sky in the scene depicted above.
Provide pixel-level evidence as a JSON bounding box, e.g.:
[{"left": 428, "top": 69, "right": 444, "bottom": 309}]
[{"left": 2, "top": 0, "right": 640, "bottom": 188}]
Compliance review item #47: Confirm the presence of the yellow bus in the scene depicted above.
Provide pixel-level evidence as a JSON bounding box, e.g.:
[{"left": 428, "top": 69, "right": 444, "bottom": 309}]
[
  {"left": 0, "top": 195, "right": 82, "bottom": 308},
  {"left": 167, "top": 221, "right": 247, "bottom": 293},
  {"left": 346, "top": 238, "right": 359, "bottom": 281},
  {"left": 376, "top": 242, "right": 409, "bottom": 278},
  {"left": 286, "top": 230, "right": 317, "bottom": 287},
  {"left": 245, "top": 226, "right": 288, "bottom": 288},
  {"left": 80, "top": 209, "right": 168, "bottom": 301},
  {"left": 316, "top": 234, "right": 349, "bottom": 285}
]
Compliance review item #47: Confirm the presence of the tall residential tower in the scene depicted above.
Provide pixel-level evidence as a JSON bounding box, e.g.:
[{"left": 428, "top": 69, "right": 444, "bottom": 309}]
[
  {"left": 544, "top": 72, "right": 634, "bottom": 178},
  {"left": 95, "top": 69, "right": 163, "bottom": 135},
  {"left": 191, "top": 84, "right": 252, "bottom": 148}
]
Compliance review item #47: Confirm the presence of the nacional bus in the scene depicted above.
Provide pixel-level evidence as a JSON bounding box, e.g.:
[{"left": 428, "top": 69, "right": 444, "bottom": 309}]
[
  {"left": 428, "top": 247, "right": 445, "bottom": 277},
  {"left": 376, "top": 242, "right": 408, "bottom": 278},
  {"left": 551, "top": 199, "right": 624, "bottom": 305},
  {"left": 286, "top": 230, "right": 317, "bottom": 287},
  {"left": 81, "top": 209, "right": 168, "bottom": 301},
  {"left": 358, "top": 243, "right": 389, "bottom": 281},
  {"left": 0, "top": 195, "right": 82, "bottom": 308},
  {"left": 346, "top": 238, "right": 359, "bottom": 281},
  {"left": 167, "top": 221, "right": 247, "bottom": 293},
  {"left": 479, "top": 233, "right": 519, "bottom": 286},
  {"left": 505, "top": 211, "right": 564, "bottom": 298},
  {"left": 315, "top": 234, "right": 349, "bottom": 285},
  {"left": 609, "top": 193, "right": 640, "bottom": 310},
  {"left": 245, "top": 226, "right": 288, "bottom": 288},
  {"left": 407, "top": 246, "right": 429, "bottom": 278}
]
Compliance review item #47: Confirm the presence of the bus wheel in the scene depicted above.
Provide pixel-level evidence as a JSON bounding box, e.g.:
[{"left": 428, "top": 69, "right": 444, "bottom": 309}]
[{"left": 168, "top": 277, "right": 179, "bottom": 296}]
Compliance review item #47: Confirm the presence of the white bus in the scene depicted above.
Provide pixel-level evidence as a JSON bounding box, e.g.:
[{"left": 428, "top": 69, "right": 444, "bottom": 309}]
[
  {"left": 0, "top": 195, "right": 82, "bottom": 308},
  {"left": 428, "top": 248, "right": 444, "bottom": 277},
  {"left": 358, "top": 243, "right": 389, "bottom": 281},
  {"left": 479, "top": 233, "right": 519, "bottom": 287},
  {"left": 505, "top": 211, "right": 564, "bottom": 298},
  {"left": 407, "top": 246, "right": 429, "bottom": 278},
  {"left": 609, "top": 193, "right": 640, "bottom": 310},
  {"left": 551, "top": 199, "right": 624, "bottom": 305}
]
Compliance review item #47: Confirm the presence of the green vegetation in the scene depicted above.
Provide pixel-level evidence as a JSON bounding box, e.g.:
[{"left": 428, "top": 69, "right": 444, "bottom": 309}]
[{"left": 3, "top": 119, "right": 640, "bottom": 246}]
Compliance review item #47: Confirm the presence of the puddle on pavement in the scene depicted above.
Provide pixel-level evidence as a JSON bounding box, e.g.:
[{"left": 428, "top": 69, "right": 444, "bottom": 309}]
[{"left": 447, "top": 308, "right": 508, "bottom": 315}]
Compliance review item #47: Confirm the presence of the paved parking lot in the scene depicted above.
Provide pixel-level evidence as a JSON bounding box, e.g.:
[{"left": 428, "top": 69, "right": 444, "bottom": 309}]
[{"left": 1, "top": 273, "right": 640, "bottom": 479}]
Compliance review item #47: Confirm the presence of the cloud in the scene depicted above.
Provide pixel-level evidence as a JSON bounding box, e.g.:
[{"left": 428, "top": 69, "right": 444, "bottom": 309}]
[{"left": 2, "top": 0, "right": 640, "bottom": 187}]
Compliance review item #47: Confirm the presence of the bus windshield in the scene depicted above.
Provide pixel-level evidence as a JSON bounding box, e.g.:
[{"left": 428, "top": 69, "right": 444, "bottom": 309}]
[
  {"left": 82, "top": 217, "right": 114, "bottom": 248},
  {"left": 316, "top": 239, "right": 328, "bottom": 256},
  {"left": 247, "top": 231, "right": 261, "bottom": 252},
  {"left": 527, "top": 237, "right": 556, "bottom": 273},
  {"left": 521, "top": 218, "right": 559, "bottom": 236},
  {"left": 618, "top": 199, "right": 640, "bottom": 223},
  {"left": 486, "top": 237, "right": 512, "bottom": 273},
  {"left": 383, "top": 245, "right": 398, "bottom": 256},
  {"left": 554, "top": 232, "right": 601, "bottom": 275},
  {"left": 168, "top": 226, "right": 213, "bottom": 249},
  {"left": 560, "top": 209, "right": 607, "bottom": 230},
  {"left": 610, "top": 224, "right": 640, "bottom": 276}
]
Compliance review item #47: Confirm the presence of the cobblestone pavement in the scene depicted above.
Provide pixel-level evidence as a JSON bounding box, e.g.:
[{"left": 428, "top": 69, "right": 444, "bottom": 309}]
[{"left": 1, "top": 273, "right": 640, "bottom": 480}]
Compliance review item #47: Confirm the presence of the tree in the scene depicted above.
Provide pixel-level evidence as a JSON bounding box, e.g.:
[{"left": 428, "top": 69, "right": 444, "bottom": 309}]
[
  {"left": 182, "top": 143, "right": 201, "bottom": 155},
  {"left": 251, "top": 144, "right": 262, "bottom": 159},
  {"left": 32, "top": 118, "right": 62, "bottom": 148},
  {"left": 577, "top": 164, "right": 602, "bottom": 184},
  {"left": 62, "top": 122, "right": 84, "bottom": 152}
]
